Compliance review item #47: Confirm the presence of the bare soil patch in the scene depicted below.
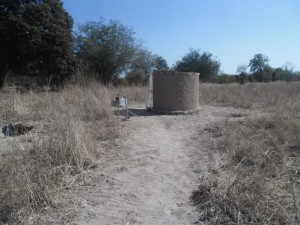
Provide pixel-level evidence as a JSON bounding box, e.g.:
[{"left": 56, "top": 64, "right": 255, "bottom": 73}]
[{"left": 69, "top": 103, "right": 263, "bottom": 225}]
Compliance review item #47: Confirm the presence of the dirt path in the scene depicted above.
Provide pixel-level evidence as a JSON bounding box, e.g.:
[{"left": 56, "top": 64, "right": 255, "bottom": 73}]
[{"left": 71, "top": 104, "right": 263, "bottom": 225}]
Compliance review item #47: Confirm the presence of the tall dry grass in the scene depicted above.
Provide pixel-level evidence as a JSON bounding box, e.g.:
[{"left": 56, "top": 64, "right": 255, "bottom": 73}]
[
  {"left": 0, "top": 83, "right": 127, "bottom": 224},
  {"left": 193, "top": 82, "right": 300, "bottom": 224},
  {"left": 199, "top": 82, "right": 300, "bottom": 112},
  {"left": 107, "top": 85, "right": 148, "bottom": 103}
]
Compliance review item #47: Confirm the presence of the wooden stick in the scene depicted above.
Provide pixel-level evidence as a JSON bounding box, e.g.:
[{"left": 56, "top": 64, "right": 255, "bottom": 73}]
[
  {"left": 117, "top": 94, "right": 120, "bottom": 119},
  {"left": 125, "top": 96, "right": 128, "bottom": 119}
]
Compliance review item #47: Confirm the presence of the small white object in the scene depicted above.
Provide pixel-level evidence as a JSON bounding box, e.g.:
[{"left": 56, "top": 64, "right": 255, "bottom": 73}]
[{"left": 119, "top": 97, "right": 126, "bottom": 108}]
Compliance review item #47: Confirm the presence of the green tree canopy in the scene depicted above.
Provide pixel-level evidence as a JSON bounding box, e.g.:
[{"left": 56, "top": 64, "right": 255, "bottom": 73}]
[
  {"left": 130, "top": 49, "right": 153, "bottom": 74},
  {"left": 248, "top": 54, "right": 272, "bottom": 82},
  {"left": 125, "top": 49, "right": 151, "bottom": 85},
  {"left": 174, "top": 49, "right": 220, "bottom": 82},
  {"left": 0, "top": 0, "right": 75, "bottom": 88},
  {"left": 75, "top": 19, "right": 138, "bottom": 83},
  {"left": 152, "top": 55, "right": 169, "bottom": 70},
  {"left": 125, "top": 51, "right": 169, "bottom": 85},
  {"left": 249, "top": 54, "right": 269, "bottom": 73}
]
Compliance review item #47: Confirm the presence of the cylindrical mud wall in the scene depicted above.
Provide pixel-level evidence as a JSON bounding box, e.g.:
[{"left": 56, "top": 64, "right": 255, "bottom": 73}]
[{"left": 153, "top": 70, "right": 199, "bottom": 113}]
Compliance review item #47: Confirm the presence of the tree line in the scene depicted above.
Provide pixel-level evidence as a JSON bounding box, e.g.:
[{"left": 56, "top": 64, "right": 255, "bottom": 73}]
[
  {"left": 0, "top": 0, "right": 168, "bottom": 89},
  {"left": 0, "top": 0, "right": 299, "bottom": 89},
  {"left": 174, "top": 49, "right": 300, "bottom": 84}
]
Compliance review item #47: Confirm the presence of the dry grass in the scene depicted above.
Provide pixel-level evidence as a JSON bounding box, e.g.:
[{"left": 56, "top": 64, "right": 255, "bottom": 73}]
[
  {"left": 199, "top": 82, "right": 300, "bottom": 112},
  {"left": 0, "top": 83, "right": 133, "bottom": 224},
  {"left": 107, "top": 85, "right": 148, "bottom": 103},
  {"left": 193, "top": 82, "right": 300, "bottom": 224},
  {"left": 2, "top": 81, "right": 299, "bottom": 224}
]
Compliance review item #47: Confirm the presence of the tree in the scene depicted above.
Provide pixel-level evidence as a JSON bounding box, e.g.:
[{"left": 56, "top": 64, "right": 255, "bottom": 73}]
[
  {"left": 125, "top": 71, "right": 147, "bottom": 86},
  {"left": 260, "top": 66, "right": 273, "bottom": 82},
  {"left": 248, "top": 54, "right": 271, "bottom": 82},
  {"left": 236, "top": 64, "right": 248, "bottom": 74},
  {"left": 236, "top": 64, "right": 248, "bottom": 84},
  {"left": 125, "top": 51, "right": 169, "bottom": 85},
  {"left": 273, "top": 62, "right": 297, "bottom": 82},
  {"left": 75, "top": 19, "right": 137, "bottom": 83},
  {"left": 152, "top": 55, "right": 169, "bottom": 70},
  {"left": 174, "top": 49, "right": 220, "bottom": 82},
  {"left": 249, "top": 54, "right": 269, "bottom": 74},
  {"left": 130, "top": 49, "right": 153, "bottom": 74},
  {"left": 129, "top": 52, "right": 168, "bottom": 74},
  {"left": 125, "top": 48, "right": 151, "bottom": 85},
  {"left": 0, "top": 0, "right": 75, "bottom": 89}
]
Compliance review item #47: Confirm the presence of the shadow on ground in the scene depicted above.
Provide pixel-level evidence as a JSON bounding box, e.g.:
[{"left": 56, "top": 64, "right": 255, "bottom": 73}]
[{"left": 113, "top": 108, "right": 162, "bottom": 118}]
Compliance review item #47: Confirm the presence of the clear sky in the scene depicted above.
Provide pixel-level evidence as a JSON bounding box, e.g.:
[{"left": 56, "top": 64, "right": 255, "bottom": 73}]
[{"left": 62, "top": 0, "right": 300, "bottom": 74}]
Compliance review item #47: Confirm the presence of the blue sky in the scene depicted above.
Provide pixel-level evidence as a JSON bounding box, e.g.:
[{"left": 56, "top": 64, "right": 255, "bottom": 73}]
[{"left": 62, "top": 0, "right": 300, "bottom": 74}]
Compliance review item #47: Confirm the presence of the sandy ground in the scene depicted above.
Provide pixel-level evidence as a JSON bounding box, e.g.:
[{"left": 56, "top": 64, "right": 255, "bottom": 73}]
[
  {"left": 68, "top": 103, "right": 264, "bottom": 225},
  {"left": 0, "top": 102, "right": 264, "bottom": 224}
]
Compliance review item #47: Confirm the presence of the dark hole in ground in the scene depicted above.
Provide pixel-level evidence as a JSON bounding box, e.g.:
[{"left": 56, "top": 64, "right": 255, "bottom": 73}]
[
  {"left": 231, "top": 113, "right": 243, "bottom": 118},
  {"left": 2, "top": 124, "right": 33, "bottom": 136}
]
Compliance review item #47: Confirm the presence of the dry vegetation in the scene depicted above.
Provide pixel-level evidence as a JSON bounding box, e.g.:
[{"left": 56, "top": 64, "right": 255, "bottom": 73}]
[
  {"left": 0, "top": 83, "right": 147, "bottom": 224},
  {"left": 193, "top": 82, "right": 300, "bottom": 224},
  {"left": 1, "top": 81, "right": 300, "bottom": 224}
]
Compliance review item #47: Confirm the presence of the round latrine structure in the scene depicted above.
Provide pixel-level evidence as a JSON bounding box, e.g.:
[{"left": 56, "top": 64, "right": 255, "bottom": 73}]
[{"left": 152, "top": 70, "right": 199, "bottom": 114}]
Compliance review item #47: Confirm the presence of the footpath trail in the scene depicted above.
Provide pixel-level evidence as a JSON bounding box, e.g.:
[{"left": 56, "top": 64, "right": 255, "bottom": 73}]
[{"left": 71, "top": 104, "right": 260, "bottom": 225}]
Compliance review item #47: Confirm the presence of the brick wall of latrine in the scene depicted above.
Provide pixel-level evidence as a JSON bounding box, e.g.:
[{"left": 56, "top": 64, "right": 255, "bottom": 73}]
[{"left": 152, "top": 70, "right": 199, "bottom": 113}]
